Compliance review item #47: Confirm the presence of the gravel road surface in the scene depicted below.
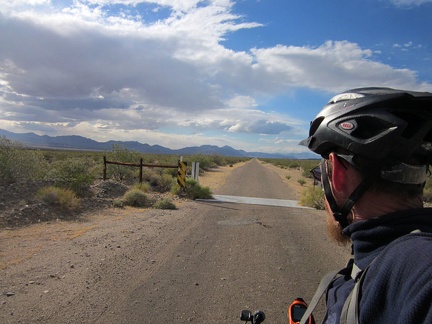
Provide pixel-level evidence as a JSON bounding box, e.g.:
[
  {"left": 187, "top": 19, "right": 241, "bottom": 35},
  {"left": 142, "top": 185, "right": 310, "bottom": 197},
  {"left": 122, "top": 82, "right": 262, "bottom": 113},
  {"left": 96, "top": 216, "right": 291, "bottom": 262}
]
[{"left": 1, "top": 159, "right": 351, "bottom": 323}]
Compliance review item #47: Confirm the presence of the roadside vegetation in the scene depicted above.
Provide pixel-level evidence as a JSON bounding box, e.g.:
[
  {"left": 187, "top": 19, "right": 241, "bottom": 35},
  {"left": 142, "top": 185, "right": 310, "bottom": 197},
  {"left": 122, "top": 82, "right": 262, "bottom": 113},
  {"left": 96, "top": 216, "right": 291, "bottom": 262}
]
[
  {"left": 0, "top": 137, "right": 49, "bottom": 185},
  {"left": 35, "top": 186, "right": 81, "bottom": 210},
  {"left": 0, "top": 136, "right": 249, "bottom": 226},
  {"left": 172, "top": 178, "right": 213, "bottom": 200},
  {"left": 260, "top": 158, "right": 324, "bottom": 209},
  {"left": 262, "top": 157, "right": 432, "bottom": 209},
  {"left": 5, "top": 135, "right": 432, "bottom": 220}
]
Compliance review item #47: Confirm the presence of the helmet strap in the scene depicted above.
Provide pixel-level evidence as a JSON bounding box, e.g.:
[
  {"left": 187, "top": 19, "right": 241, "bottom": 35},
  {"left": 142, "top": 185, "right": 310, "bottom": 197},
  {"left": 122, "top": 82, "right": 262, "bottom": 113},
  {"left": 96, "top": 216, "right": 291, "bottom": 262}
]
[{"left": 320, "top": 159, "right": 374, "bottom": 229}]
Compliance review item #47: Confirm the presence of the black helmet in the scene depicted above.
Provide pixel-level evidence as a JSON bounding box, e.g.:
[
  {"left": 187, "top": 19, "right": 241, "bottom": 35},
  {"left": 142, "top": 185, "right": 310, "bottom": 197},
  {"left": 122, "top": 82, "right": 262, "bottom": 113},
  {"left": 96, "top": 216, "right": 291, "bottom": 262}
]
[
  {"left": 300, "top": 87, "right": 432, "bottom": 167},
  {"left": 300, "top": 87, "right": 432, "bottom": 228}
]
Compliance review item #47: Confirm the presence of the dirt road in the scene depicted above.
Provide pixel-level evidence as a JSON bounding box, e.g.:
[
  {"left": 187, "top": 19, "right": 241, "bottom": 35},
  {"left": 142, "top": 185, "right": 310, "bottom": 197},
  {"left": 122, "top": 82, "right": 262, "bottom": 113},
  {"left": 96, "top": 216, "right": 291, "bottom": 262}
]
[{"left": 1, "top": 159, "right": 351, "bottom": 323}]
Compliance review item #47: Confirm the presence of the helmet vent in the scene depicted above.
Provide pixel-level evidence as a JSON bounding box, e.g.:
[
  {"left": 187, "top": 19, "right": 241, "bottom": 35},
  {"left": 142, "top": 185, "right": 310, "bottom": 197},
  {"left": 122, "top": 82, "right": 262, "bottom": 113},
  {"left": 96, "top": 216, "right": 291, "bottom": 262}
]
[
  {"left": 348, "top": 116, "right": 392, "bottom": 140},
  {"left": 309, "top": 116, "right": 325, "bottom": 136}
]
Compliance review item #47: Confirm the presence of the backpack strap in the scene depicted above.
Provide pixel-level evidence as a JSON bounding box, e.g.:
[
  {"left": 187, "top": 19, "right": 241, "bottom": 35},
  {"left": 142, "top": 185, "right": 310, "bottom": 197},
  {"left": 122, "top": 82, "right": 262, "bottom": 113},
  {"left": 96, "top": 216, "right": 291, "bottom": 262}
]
[
  {"left": 339, "top": 262, "right": 371, "bottom": 324},
  {"left": 300, "top": 229, "right": 422, "bottom": 324},
  {"left": 340, "top": 228, "right": 422, "bottom": 324},
  {"left": 299, "top": 259, "right": 353, "bottom": 324}
]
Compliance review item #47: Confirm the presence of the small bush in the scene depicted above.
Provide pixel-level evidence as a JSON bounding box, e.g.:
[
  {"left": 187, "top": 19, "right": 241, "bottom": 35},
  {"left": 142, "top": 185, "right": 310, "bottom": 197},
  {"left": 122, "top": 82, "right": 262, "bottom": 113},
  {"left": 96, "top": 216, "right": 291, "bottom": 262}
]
[
  {"left": 148, "top": 174, "right": 174, "bottom": 192},
  {"left": 112, "top": 199, "right": 124, "bottom": 208},
  {"left": 148, "top": 173, "right": 160, "bottom": 186},
  {"left": 288, "top": 162, "right": 300, "bottom": 169},
  {"left": 122, "top": 189, "right": 150, "bottom": 207},
  {"left": 209, "top": 154, "right": 227, "bottom": 166},
  {"left": 105, "top": 144, "right": 141, "bottom": 181},
  {"left": 298, "top": 179, "right": 306, "bottom": 186},
  {"left": 286, "top": 175, "right": 291, "bottom": 180},
  {"left": 159, "top": 174, "right": 175, "bottom": 192},
  {"left": 299, "top": 186, "right": 325, "bottom": 210},
  {"left": 132, "top": 182, "right": 150, "bottom": 193},
  {"left": 142, "top": 169, "right": 156, "bottom": 182},
  {"left": 47, "top": 157, "right": 96, "bottom": 197},
  {"left": 175, "top": 178, "right": 212, "bottom": 200},
  {"left": 164, "top": 167, "right": 178, "bottom": 178},
  {"left": 188, "top": 154, "right": 216, "bottom": 171},
  {"left": 0, "top": 137, "right": 48, "bottom": 185},
  {"left": 36, "top": 186, "right": 80, "bottom": 210},
  {"left": 154, "top": 198, "right": 176, "bottom": 210}
]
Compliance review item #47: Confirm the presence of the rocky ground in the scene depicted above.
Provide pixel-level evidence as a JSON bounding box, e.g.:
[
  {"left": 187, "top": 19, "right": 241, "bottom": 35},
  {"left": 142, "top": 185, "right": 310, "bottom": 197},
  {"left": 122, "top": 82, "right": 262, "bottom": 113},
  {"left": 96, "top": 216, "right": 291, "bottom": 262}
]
[
  {"left": 0, "top": 162, "right": 307, "bottom": 270},
  {"left": 1, "top": 160, "right": 338, "bottom": 324},
  {"left": 0, "top": 163, "right": 238, "bottom": 266},
  {"left": 0, "top": 178, "right": 186, "bottom": 229},
  {"left": 0, "top": 161, "right": 308, "bottom": 229}
]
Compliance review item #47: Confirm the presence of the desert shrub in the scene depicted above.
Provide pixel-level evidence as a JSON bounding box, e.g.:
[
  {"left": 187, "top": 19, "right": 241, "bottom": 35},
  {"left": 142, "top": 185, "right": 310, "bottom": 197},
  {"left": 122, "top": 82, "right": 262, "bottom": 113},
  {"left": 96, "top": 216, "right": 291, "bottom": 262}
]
[
  {"left": 47, "top": 157, "right": 96, "bottom": 197},
  {"left": 107, "top": 164, "right": 136, "bottom": 181},
  {"left": 164, "top": 167, "right": 178, "bottom": 178},
  {"left": 301, "top": 161, "right": 320, "bottom": 178},
  {"left": 158, "top": 174, "right": 175, "bottom": 192},
  {"left": 112, "top": 199, "right": 124, "bottom": 208},
  {"left": 142, "top": 169, "right": 156, "bottom": 182},
  {"left": 132, "top": 182, "right": 150, "bottom": 193},
  {"left": 0, "top": 137, "right": 48, "bottom": 185},
  {"left": 154, "top": 198, "right": 176, "bottom": 210},
  {"left": 147, "top": 173, "right": 174, "bottom": 192},
  {"left": 122, "top": 189, "right": 150, "bottom": 207},
  {"left": 96, "top": 180, "right": 128, "bottom": 198},
  {"left": 288, "top": 162, "right": 300, "bottom": 169},
  {"left": 209, "top": 154, "right": 227, "bottom": 166},
  {"left": 299, "top": 186, "right": 325, "bottom": 210},
  {"left": 188, "top": 154, "right": 216, "bottom": 171},
  {"left": 173, "top": 178, "right": 212, "bottom": 200},
  {"left": 105, "top": 144, "right": 141, "bottom": 181},
  {"left": 148, "top": 173, "right": 160, "bottom": 186},
  {"left": 298, "top": 178, "right": 306, "bottom": 186},
  {"left": 36, "top": 186, "right": 80, "bottom": 210},
  {"left": 260, "top": 158, "right": 319, "bottom": 179}
]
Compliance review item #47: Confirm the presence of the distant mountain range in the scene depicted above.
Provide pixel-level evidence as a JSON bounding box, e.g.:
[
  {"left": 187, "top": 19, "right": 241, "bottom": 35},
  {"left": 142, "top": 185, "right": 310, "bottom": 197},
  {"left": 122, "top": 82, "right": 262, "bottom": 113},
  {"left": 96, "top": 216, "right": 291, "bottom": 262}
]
[{"left": 0, "top": 129, "right": 317, "bottom": 159}]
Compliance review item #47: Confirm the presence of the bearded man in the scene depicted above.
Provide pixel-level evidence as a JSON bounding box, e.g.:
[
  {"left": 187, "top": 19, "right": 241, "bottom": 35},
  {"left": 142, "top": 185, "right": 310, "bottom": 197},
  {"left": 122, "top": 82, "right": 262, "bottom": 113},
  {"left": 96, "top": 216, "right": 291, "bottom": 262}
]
[{"left": 299, "top": 87, "right": 432, "bottom": 324}]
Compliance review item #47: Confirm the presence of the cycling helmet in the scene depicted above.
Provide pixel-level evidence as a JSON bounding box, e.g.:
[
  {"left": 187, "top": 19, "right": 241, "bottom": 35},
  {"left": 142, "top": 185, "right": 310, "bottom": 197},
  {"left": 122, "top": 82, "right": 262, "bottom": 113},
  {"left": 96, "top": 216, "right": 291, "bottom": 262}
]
[
  {"left": 300, "top": 87, "right": 432, "bottom": 166},
  {"left": 300, "top": 87, "right": 432, "bottom": 228}
]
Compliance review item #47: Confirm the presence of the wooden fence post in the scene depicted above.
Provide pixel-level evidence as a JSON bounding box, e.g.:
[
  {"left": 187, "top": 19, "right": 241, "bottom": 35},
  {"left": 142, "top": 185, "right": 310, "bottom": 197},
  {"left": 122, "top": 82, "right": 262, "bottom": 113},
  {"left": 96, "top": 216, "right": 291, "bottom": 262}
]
[
  {"left": 102, "top": 156, "right": 179, "bottom": 182},
  {"left": 139, "top": 158, "right": 143, "bottom": 183},
  {"left": 103, "top": 156, "right": 107, "bottom": 181}
]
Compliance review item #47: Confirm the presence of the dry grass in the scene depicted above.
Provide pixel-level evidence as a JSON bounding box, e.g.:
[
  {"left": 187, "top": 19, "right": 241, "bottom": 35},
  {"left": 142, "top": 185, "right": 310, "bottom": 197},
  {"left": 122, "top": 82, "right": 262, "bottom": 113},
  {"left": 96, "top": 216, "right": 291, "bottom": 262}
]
[{"left": 0, "top": 160, "right": 306, "bottom": 271}]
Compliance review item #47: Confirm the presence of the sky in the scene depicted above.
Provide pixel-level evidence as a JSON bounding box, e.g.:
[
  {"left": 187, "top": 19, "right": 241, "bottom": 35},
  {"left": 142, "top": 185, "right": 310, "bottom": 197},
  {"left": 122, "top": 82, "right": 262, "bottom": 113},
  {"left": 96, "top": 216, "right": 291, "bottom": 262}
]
[{"left": 0, "top": 0, "right": 432, "bottom": 155}]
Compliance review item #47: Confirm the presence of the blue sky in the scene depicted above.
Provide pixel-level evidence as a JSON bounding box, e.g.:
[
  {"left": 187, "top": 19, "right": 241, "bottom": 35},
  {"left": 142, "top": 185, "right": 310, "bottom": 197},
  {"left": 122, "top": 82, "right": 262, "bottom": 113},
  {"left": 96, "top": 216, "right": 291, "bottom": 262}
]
[{"left": 0, "top": 0, "right": 431, "bottom": 155}]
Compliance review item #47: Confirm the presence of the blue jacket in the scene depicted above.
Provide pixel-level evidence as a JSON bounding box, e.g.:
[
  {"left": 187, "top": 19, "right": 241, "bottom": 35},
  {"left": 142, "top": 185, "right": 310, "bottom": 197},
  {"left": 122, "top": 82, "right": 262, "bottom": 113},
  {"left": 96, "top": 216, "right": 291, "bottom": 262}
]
[{"left": 323, "top": 208, "right": 432, "bottom": 324}]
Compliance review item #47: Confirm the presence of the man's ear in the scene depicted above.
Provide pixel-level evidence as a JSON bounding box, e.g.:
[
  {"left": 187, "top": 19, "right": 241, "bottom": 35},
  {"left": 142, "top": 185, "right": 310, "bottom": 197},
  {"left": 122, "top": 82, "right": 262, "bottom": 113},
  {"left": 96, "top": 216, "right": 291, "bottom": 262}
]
[{"left": 329, "top": 153, "right": 348, "bottom": 194}]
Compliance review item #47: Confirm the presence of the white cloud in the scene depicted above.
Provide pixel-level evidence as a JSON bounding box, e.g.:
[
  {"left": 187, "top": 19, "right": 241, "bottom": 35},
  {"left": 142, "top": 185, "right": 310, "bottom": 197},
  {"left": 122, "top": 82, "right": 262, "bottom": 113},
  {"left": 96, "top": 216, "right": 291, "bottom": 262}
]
[
  {"left": 83, "top": 0, "right": 202, "bottom": 13},
  {"left": 250, "top": 41, "right": 427, "bottom": 93},
  {"left": 227, "top": 119, "right": 291, "bottom": 134},
  {"left": 390, "top": 0, "right": 432, "bottom": 6},
  {"left": 393, "top": 41, "right": 424, "bottom": 50},
  {"left": 0, "top": 0, "right": 49, "bottom": 8},
  {"left": 0, "top": 1, "right": 431, "bottom": 153}
]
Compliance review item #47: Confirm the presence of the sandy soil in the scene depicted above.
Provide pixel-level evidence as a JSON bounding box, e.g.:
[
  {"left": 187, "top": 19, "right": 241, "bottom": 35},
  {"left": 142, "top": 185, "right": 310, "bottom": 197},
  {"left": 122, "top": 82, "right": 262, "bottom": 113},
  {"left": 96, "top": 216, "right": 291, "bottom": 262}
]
[
  {"left": 0, "top": 160, "right": 320, "bottom": 323},
  {"left": 1, "top": 161, "right": 308, "bottom": 273}
]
